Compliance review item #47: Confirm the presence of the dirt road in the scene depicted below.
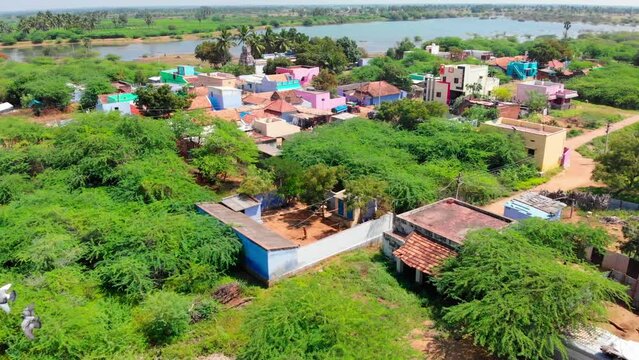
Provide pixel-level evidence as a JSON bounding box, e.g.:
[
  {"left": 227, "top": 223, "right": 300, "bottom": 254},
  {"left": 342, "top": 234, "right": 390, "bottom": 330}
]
[{"left": 483, "top": 115, "right": 639, "bottom": 214}]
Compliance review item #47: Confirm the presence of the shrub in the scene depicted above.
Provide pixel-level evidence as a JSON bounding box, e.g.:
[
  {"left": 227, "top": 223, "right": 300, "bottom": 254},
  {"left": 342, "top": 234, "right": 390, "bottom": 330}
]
[
  {"left": 135, "top": 291, "right": 191, "bottom": 345},
  {"left": 1, "top": 34, "right": 16, "bottom": 45}
]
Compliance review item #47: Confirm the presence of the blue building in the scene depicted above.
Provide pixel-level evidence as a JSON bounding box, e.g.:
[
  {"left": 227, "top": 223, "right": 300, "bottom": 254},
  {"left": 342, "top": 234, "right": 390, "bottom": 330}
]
[
  {"left": 507, "top": 61, "right": 538, "bottom": 80},
  {"left": 504, "top": 192, "right": 566, "bottom": 221},
  {"left": 197, "top": 202, "right": 299, "bottom": 284}
]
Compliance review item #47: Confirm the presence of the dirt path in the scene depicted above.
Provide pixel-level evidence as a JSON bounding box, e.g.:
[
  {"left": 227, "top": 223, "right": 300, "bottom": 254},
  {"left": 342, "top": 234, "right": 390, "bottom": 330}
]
[{"left": 483, "top": 115, "right": 639, "bottom": 214}]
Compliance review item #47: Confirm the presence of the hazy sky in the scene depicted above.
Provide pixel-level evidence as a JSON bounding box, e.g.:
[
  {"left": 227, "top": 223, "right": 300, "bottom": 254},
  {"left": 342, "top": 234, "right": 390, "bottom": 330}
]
[{"left": 5, "top": 0, "right": 639, "bottom": 12}]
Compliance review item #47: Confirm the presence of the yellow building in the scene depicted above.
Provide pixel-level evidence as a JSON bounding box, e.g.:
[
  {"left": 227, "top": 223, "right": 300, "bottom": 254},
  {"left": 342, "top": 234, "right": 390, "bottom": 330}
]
[{"left": 481, "top": 118, "right": 567, "bottom": 172}]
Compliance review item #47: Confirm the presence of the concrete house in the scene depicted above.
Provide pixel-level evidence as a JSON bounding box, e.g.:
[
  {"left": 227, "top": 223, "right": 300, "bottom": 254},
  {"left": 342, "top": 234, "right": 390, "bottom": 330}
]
[
  {"left": 96, "top": 93, "right": 138, "bottom": 115},
  {"left": 208, "top": 86, "right": 242, "bottom": 110},
  {"left": 420, "top": 74, "right": 451, "bottom": 105},
  {"left": 276, "top": 66, "right": 320, "bottom": 87},
  {"left": 239, "top": 74, "right": 301, "bottom": 93},
  {"left": 504, "top": 192, "right": 566, "bottom": 221},
  {"left": 295, "top": 89, "right": 347, "bottom": 111},
  {"left": 338, "top": 81, "right": 405, "bottom": 106},
  {"left": 252, "top": 117, "right": 301, "bottom": 138},
  {"left": 383, "top": 198, "right": 512, "bottom": 283},
  {"left": 190, "top": 72, "right": 237, "bottom": 88},
  {"left": 464, "top": 49, "right": 493, "bottom": 61},
  {"left": 506, "top": 61, "right": 538, "bottom": 80},
  {"left": 197, "top": 203, "right": 299, "bottom": 283},
  {"left": 515, "top": 80, "right": 579, "bottom": 110},
  {"left": 439, "top": 64, "right": 500, "bottom": 101},
  {"left": 161, "top": 65, "right": 197, "bottom": 85},
  {"left": 220, "top": 194, "right": 263, "bottom": 222},
  {"left": 481, "top": 118, "right": 567, "bottom": 172}
]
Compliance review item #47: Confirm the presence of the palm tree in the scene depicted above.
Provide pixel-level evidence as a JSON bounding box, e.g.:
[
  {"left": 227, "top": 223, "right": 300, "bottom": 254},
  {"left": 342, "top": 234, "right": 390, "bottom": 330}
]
[
  {"left": 235, "top": 25, "right": 251, "bottom": 46},
  {"left": 246, "top": 33, "right": 265, "bottom": 59},
  {"left": 563, "top": 21, "right": 572, "bottom": 40},
  {"left": 215, "top": 28, "right": 237, "bottom": 53},
  {"left": 273, "top": 34, "right": 292, "bottom": 53}
]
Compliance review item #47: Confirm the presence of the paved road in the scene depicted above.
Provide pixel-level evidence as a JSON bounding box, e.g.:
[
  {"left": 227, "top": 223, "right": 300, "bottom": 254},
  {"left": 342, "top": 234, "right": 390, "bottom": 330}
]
[{"left": 483, "top": 115, "right": 639, "bottom": 214}]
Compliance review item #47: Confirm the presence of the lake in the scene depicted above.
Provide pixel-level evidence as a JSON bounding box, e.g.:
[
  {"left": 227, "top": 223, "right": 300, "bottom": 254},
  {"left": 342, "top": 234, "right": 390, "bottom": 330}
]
[{"left": 2, "top": 17, "right": 636, "bottom": 62}]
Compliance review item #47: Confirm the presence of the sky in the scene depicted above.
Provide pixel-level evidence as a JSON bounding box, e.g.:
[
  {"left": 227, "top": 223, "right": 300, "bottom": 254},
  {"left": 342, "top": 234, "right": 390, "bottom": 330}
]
[{"left": 4, "top": 0, "right": 639, "bottom": 13}]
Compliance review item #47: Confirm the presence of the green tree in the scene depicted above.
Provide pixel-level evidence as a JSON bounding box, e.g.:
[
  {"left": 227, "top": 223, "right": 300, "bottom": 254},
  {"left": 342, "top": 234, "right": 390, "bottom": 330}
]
[
  {"left": 238, "top": 165, "right": 275, "bottom": 196},
  {"left": 593, "top": 130, "right": 639, "bottom": 196},
  {"left": 301, "top": 163, "right": 339, "bottom": 205},
  {"left": 135, "top": 85, "right": 192, "bottom": 118},
  {"left": 265, "top": 157, "right": 305, "bottom": 203},
  {"left": 192, "top": 119, "right": 258, "bottom": 182},
  {"left": 264, "top": 57, "right": 293, "bottom": 75},
  {"left": 336, "top": 36, "right": 362, "bottom": 64},
  {"left": 493, "top": 86, "right": 514, "bottom": 101},
  {"left": 622, "top": 221, "right": 639, "bottom": 260},
  {"left": 80, "top": 79, "right": 115, "bottom": 110},
  {"left": 311, "top": 69, "right": 338, "bottom": 92},
  {"left": 195, "top": 40, "right": 232, "bottom": 67},
  {"left": 295, "top": 37, "right": 349, "bottom": 73},
  {"left": 379, "top": 61, "right": 411, "bottom": 90},
  {"left": 528, "top": 39, "right": 572, "bottom": 66},
  {"left": 462, "top": 106, "right": 499, "bottom": 122},
  {"left": 436, "top": 228, "right": 628, "bottom": 360},
  {"left": 135, "top": 291, "right": 190, "bottom": 345},
  {"left": 376, "top": 99, "right": 448, "bottom": 130},
  {"left": 345, "top": 176, "right": 389, "bottom": 216},
  {"left": 525, "top": 91, "right": 549, "bottom": 114}
]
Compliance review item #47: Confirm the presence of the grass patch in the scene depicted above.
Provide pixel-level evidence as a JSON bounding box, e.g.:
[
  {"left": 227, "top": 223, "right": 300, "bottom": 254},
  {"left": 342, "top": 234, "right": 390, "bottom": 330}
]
[
  {"left": 513, "top": 166, "right": 563, "bottom": 191},
  {"left": 550, "top": 101, "right": 635, "bottom": 130},
  {"left": 577, "top": 122, "right": 639, "bottom": 159}
]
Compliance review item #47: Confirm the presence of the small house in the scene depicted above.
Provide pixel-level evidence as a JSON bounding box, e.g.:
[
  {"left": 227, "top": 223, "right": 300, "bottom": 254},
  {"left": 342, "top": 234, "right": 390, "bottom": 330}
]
[
  {"left": 506, "top": 61, "right": 538, "bottom": 80},
  {"left": 420, "top": 74, "right": 450, "bottom": 105},
  {"left": 252, "top": 117, "right": 300, "bottom": 138},
  {"left": 338, "top": 81, "right": 405, "bottom": 106},
  {"left": 276, "top": 66, "right": 320, "bottom": 87},
  {"left": 464, "top": 49, "right": 493, "bottom": 61},
  {"left": 515, "top": 80, "right": 578, "bottom": 110},
  {"left": 190, "top": 72, "right": 237, "bottom": 88},
  {"left": 383, "top": 198, "right": 512, "bottom": 284},
  {"left": 239, "top": 74, "right": 301, "bottom": 93},
  {"left": 197, "top": 203, "right": 299, "bottom": 284},
  {"left": 481, "top": 118, "right": 567, "bottom": 172},
  {"left": 327, "top": 190, "right": 377, "bottom": 227},
  {"left": 96, "top": 93, "right": 139, "bottom": 115},
  {"left": 295, "top": 89, "right": 346, "bottom": 111},
  {"left": 161, "top": 65, "right": 198, "bottom": 85},
  {"left": 504, "top": 192, "right": 566, "bottom": 221},
  {"left": 208, "top": 86, "right": 242, "bottom": 110},
  {"left": 439, "top": 64, "right": 500, "bottom": 101}
]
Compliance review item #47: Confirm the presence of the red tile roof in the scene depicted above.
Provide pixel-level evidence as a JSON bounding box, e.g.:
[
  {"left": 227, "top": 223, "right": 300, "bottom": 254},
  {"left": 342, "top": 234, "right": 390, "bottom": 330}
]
[
  {"left": 130, "top": 104, "right": 141, "bottom": 115},
  {"left": 490, "top": 56, "right": 527, "bottom": 70},
  {"left": 393, "top": 232, "right": 457, "bottom": 275},
  {"left": 547, "top": 59, "right": 565, "bottom": 69},
  {"left": 243, "top": 94, "right": 272, "bottom": 105},
  {"left": 265, "top": 99, "right": 297, "bottom": 114},
  {"left": 272, "top": 91, "right": 304, "bottom": 105},
  {"left": 356, "top": 81, "right": 401, "bottom": 97}
]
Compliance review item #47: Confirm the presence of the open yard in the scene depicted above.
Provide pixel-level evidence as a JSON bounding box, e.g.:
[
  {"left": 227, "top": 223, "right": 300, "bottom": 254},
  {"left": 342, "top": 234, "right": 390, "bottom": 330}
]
[
  {"left": 548, "top": 101, "right": 638, "bottom": 135},
  {"left": 261, "top": 203, "right": 343, "bottom": 245}
]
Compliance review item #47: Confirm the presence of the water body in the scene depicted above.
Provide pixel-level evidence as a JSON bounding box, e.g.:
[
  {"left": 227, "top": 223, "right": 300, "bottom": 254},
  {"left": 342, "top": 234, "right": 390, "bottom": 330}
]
[{"left": 2, "top": 17, "right": 636, "bottom": 62}]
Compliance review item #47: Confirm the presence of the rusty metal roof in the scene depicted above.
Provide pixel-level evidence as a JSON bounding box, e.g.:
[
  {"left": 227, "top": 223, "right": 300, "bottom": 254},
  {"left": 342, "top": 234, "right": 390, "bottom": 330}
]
[{"left": 197, "top": 203, "right": 298, "bottom": 251}]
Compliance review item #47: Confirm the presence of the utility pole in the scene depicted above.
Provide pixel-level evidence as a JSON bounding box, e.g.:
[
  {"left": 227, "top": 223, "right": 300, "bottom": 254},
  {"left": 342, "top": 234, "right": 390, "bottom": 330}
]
[
  {"left": 604, "top": 120, "right": 612, "bottom": 154},
  {"left": 455, "top": 172, "right": 463, "bottom": 200}
]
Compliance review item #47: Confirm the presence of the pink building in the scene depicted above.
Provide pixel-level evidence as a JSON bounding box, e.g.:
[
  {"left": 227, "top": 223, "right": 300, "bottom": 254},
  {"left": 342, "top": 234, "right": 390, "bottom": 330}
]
[
  {"left": 276, "top": 66, "right": 320, "bottom": 87},
  {"left": 516, "top": 80, "right": 578, "bottom": 110},
  {"left": 295, "top": 89, "right": 347, "bottom": 111}
]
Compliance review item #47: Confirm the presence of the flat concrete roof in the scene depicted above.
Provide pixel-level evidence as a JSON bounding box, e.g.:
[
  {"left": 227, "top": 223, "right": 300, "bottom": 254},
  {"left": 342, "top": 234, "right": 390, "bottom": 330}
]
[
  {"left": 197, "top": 203, "right": 298, "bottom": 251},
  {"left": 484, "top": 118, "right": 566, "bottom": 136},
  {"left": 398, "top": 198, "right": 512, "bottom": 245}
]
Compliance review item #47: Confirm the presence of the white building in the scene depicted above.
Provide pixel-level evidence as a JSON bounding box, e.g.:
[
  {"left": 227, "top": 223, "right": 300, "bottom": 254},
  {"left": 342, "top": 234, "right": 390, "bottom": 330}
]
[{"left": 439, "top": 64, "right": 499, "bottom": 101}]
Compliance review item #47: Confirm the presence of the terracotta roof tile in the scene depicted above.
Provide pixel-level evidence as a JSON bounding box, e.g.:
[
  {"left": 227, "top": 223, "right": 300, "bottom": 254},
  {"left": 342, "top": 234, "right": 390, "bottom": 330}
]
[
  {"left": 547, "top": 59, "right": 564, "bottom": 69},
  {"left": 393, "top": 232, "right": 457, "bottom": 275},
  {"left": 356, "top": 81, "right": 400, "bottom": 97},
  {"left": 243, "top": 94, "right": 272, "bottom": 105},
  {"left": 265, "top": 99, "right": 297, "bottom": 114}
]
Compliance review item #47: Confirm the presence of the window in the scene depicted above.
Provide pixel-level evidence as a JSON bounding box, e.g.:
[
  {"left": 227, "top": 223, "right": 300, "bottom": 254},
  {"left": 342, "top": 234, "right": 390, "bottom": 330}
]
[
  {"left": 454, "top": 78, "right": 459, "bottom": 84},
  {"left": 527, "top": 148, "right": 535, "bottom": 156},
  {"left": 443, "top": 76, "right": 447, "bottom": 82},
  {"left": 114, "top": 107, "right": 119, "bottom": 111},
  {"left": 436, "top": 92, "right": 442, "bottom": 98}
]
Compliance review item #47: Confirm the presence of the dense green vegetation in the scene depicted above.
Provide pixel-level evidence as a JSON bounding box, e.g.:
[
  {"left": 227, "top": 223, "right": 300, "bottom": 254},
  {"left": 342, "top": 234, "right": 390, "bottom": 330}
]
[
  {"left": 567, "top": 64, "right": 639, "bottom": 109},
  {"left": 280, "top": 119, "right": 536, "bottom": 212},
  {"left": 0, "top": 114, "right": 242, "bottom": 358},
  {"left": 437, "top": 219, "right": 627, "bottom": 360}
]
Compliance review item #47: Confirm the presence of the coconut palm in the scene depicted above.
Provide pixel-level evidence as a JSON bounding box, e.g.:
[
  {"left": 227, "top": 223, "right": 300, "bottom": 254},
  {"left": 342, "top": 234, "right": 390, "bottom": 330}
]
[
  {"left": 216, "top": 28, "right": 237, "bottom": 53},
  {"left": 236, "top": 25, "right": 251, "bottom": 46},
  {"left": 273, "top": 34, "right": 292, "bottom": 53},
  {"left": 246, "top": 33, "right": 265, "bottom": 59}
]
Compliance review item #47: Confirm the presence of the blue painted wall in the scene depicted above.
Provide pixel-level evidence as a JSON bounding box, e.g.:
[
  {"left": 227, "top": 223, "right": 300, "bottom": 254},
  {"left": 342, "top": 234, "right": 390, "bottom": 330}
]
[
  {"left": 235, "top": 231, "right": 270, "bottom": 281},
  {"left": 504, "top": 200, "right": 562, "bottom": 221},
  {"left": 256, "top": 192, "right": 286, "bottom": 211}
]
